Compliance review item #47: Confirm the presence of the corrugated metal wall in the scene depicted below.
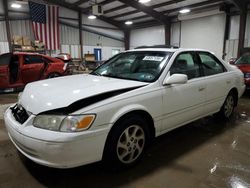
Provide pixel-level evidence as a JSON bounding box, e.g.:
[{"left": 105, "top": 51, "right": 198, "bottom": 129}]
[
  {"left": 60, "top": 25, "right": 80, "bottom": 45},
  {"left": 9, "top": 20, "right": 34, "bottom": 39},
  {"left": 0, "top": 21, "right": 9, "bottom": 54},
  {"left": 83, "top": 31, "right": 123, "bottom": 47},
  {"left": 0, "top": 21, "right": 7, "bottom": 41}
]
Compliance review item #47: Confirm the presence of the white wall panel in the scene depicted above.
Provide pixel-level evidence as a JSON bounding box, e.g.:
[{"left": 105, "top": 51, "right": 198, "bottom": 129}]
[
  {"left": 229, "top": 15, "right": 240, "bottom": 40},
  {"left": 0, "top": 21, "right": 7, "bottom": 41},
  {"left": 180, "top": 14, "right": 226, "bottom": 58},
  {"left": 9, "top": 20, "right": 34, "bottom": 39},
  {"left": 171, "top": 22, "right": 181, "bottom": 47},
  {"left": 245, "top": 11, "right": 250, "bottom": 47},
  {"left": 0, "top": 42, "right": 9, "bottom": 54},
  {"left": 60, "top": 24, "right": 80, "bottom": 45},
  {"left": 130, "top": 25, "right": 165, "bottom": 49}
]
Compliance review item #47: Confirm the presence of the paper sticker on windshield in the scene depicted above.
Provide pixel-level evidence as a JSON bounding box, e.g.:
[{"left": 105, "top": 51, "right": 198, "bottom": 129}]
[{"left": 143, "top": 56, "right": 164, "bottom": 61}]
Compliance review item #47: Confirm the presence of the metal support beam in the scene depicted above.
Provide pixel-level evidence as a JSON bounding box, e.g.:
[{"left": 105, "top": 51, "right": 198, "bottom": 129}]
[
  {"left": 164, "top": 22, "right": 171, "bottom": 46},
  {"left": 238, "top": 11, "right": 247, "bottom": 57},
  {"left": 222, "top": 14, "right": 230, "bottom": 60},
  {"left": 222, "top": 5, "right": 231, "bottom": 60},
  {"left": 79, "top": 11, "right": 83, "bottom": 61},
  {"left": 229, "top": 0, "right": 246, "bottom": 12},
  {"left": 117, "top": 0, "right": 169, "bottom": 23},
  {"left": 73, "top": 0, "right": 89, "bottom": 6},
  {"left": 43, "top": 0, "right": 123, "bottom": 29},
  {"left": 3, "top": 0, "right": 12, "bottom": 52},
  {"left": 124, "top": 30, "right": 130, "bottom": 50}
]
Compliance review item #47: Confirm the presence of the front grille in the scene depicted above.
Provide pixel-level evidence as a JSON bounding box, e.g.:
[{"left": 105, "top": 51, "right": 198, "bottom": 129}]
[{"left": 10, "top": 104, "right": 29, "bottom": 124}]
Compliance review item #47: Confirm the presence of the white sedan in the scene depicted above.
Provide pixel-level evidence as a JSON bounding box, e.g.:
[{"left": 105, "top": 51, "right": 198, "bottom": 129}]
[{"left": 4, "top": 47, "right": 245, "bottom": 169}]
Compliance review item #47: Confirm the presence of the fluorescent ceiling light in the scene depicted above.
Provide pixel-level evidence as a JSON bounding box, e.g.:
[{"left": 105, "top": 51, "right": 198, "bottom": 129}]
[
  {"left": 125, "top": 21, "right": 133, "bottom": 25},
  {"left": 139, "top": 0, "right": 151, "bottom": 3},
  {"left": 179, "top": 8, "right": 191, "bottom": 14},
  {"left": 11, "top": 3, "right": 22, "bottom": 9},
  {"left": 88, "top": 15, "right": 96, "bottom": 19}
]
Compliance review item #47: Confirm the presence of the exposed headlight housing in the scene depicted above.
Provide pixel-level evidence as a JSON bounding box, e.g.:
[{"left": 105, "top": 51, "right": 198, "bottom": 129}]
[
  {"left": 33, "top": 114, "right": 95, "bottom": 132},
  {"left": 244, "top": 73, "right": 250, "bottom": 78}
]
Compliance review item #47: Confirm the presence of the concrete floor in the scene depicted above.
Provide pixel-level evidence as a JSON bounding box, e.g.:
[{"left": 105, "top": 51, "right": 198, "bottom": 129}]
[{"left": 0, "top": 93, "right": 250, "bottom": 188}]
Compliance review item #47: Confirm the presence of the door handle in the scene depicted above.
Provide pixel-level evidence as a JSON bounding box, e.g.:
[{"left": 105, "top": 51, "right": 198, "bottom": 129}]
[{"left": 198, "top": 87, "right": 205, "bottom": 91}]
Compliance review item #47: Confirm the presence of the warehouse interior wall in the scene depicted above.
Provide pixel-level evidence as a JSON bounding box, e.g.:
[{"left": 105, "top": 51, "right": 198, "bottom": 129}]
[
  {"left": 180, "top": 13, "right": 226, "bottom": 58},
  {"left": 0, "top": 4, "right": 124, "bottom": 60},
  {"left": 245, "top": 11, "right": 250, "bottom": 48},
  {"left": 130, "top": 10, "right": 227, "bottom": 59},
  {"left": 130, "top": 26, "right": 165, "bottom": 49}
]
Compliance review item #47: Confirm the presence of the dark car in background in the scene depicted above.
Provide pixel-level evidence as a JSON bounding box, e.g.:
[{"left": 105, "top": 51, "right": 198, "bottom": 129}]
[
  {"left": 230, "top": 53, "right": 250, "bottom": 89},
  {"left": 0, "top": 52, "right": 69, "bottom": 91}
]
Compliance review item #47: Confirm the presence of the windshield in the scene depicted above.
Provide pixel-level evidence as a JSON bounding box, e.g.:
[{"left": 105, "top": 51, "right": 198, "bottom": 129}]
[
  {"left": 235, "top": 54, "right": 250, "bottom": 65},
  {"left": 91, "top": 51, "right": 173, "bottom": 82}
]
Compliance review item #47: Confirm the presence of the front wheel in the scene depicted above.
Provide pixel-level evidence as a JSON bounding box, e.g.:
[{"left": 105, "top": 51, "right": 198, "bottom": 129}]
[{"left": 103, "top": 115, "right": 150, "bottom": 170}]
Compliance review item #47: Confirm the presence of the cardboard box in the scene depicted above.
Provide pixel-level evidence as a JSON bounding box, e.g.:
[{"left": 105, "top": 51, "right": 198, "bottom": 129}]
[
  {"left": 13, "top": 35, "right": 23, "bottom": 46},
  {"left": 22, "top": 46, "right": 35, "bottom": 51},
  {"left": 23, "top": 36, "right": 32, "bottom": 46},
  {"left": 85, "top": 54, "right": 95, "bottom": 62}
]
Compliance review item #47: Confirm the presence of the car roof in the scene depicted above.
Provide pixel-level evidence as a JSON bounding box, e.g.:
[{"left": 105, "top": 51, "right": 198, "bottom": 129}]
[
  {"left": 13, "top": 52, "right": 45, "bottom": 56},
  {"left": 127, "top": 48, "right": 213, "bottom": 54}
]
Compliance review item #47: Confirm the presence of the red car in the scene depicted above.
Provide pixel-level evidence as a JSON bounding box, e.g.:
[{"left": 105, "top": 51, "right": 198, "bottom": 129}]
[
  {"left": 230, "top": 53, "right": 250, "bottom": 89},
  {"left": 0, "top": 52, "right": 69, "bottom": 91}
]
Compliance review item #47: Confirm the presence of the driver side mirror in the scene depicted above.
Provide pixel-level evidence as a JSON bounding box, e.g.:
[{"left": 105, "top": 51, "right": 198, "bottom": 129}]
[{"left": 163, "top": 74, "right": 188, "bottom": 86}]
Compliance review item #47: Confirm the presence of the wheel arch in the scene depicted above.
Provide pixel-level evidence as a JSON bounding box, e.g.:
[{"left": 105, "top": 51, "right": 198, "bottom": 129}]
[
  {"left": 229, "top": 87, "right": 238, "bottom": 107},
  {"left": 102, "top": 108, "right": 156, "bottom": 158}
]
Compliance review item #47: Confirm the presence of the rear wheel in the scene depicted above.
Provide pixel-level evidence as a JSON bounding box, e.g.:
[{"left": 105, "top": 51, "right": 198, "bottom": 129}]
[
  {"left": 216, "top": 91, "right": 236, "bottom": 119},
  {"left": 103, "top": 115, "right": 149, "bottom": 170}
]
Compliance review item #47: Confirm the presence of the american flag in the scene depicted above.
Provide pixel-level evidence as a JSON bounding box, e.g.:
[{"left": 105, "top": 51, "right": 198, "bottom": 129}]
[{"left": 29, "top": 1, "right": 60, "bottom": 50}]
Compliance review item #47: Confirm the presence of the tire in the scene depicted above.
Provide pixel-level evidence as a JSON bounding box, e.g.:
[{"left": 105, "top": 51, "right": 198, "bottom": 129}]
[
  {"left": 216, "top": 91, "right": 236, "bottom": 120},
  {"left": 103, "top": 115, "right": 150, "bottom": 170},
  {"left": 47, "top": 73, "right": 60, "bottom": 79}
]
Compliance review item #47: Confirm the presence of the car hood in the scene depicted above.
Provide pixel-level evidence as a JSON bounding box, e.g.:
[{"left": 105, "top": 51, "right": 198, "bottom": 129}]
[{"left": 20, "top": 74, "right": 147, "bottom": 114}]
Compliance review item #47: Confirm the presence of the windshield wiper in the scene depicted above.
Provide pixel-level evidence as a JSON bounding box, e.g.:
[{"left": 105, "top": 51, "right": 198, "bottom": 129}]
[{"left": 90, "top": 72, "right": 101, "bottom": 76}]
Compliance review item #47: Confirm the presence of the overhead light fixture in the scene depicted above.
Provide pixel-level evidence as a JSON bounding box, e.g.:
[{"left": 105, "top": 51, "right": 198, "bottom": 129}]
[
  {"left": 88, "top": 15, "right": 97, "bottom": 19},
  {"left": 139, "top": 0, "right": 151, "bottom": 3},
  {"left": 11, "top": 3, "right": 22, "bottom": 9},
  {"left": 125, "top": 21, "right": 133, "bottom": 25},
  {"left": 179, "top": 8, "right": 191, "bottom": 14}
]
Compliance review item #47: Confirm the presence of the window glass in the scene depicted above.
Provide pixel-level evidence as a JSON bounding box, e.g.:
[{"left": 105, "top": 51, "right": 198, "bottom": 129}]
[
  {"left": 92, "top": 51, "right": 172, "bottom": 82},
  {"left": 198, "top": 52, "right": 225, "bottom": 76},
  {"left": 0, "top": 53, "right": 12, "bottom": 66},
  {"left": 24, "top": 55, "right": 44, "bottom": 64},
  {"left": 235, "top": 54, "right": 250, "bottom": 65},
  {"left": 169, "top": 52, "right": 200, "bottom": 79}
]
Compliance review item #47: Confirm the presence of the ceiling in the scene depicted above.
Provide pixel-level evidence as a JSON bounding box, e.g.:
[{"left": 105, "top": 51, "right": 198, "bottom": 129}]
[{"left": 38, "top": 0, "right": 250, "bottom": 29}]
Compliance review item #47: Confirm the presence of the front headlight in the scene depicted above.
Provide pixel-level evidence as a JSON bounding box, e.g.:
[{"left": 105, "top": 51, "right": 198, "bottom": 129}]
[{"left": 33, "top": 114, "right": 95, "bottom": 132}]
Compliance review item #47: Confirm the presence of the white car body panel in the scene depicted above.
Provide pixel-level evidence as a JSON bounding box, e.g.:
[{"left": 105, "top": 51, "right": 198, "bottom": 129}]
[
  {"left": 20, "top": 74, "right": 147, "bottom": 114},
  {"left": 4, "top": 48, "right": 246, "bottom": 168}
]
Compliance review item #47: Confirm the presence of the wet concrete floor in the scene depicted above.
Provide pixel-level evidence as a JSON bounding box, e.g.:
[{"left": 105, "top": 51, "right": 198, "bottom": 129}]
[{"left": 0, "top": 93, "right": 250, "bottom": 188}]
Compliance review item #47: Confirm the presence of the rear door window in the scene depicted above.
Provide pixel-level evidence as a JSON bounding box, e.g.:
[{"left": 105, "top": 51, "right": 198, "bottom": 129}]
[
  {"left": 169, "top": 52, "right": 201, "bottom": 80},
  {"left": 24, "top": 55, "right": 45, "bottom": 64},
  {"left": 198, "top": 52, "right": 226, "bottom": 76},
  {"left": 0, "top": 53, "right": 12, "bottom": 66}
]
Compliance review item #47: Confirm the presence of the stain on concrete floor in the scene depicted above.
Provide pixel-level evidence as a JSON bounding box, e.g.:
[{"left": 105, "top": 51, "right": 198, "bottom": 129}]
[{"left": 0, "top": 93, "right": 250, "bottom": 188}]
